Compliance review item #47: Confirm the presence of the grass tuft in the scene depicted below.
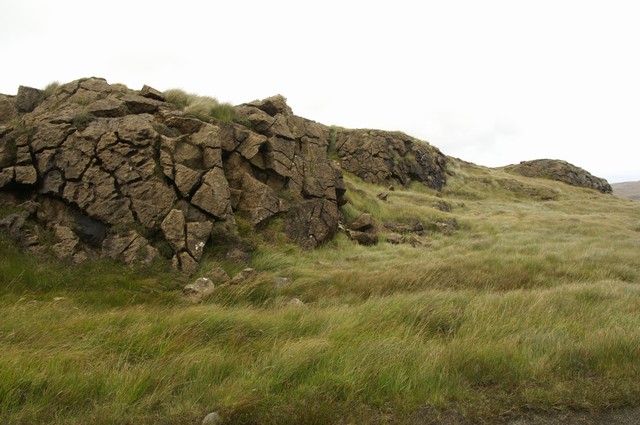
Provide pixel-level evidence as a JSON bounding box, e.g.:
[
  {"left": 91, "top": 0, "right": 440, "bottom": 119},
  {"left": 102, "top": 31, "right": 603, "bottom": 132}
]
[{"left": 163, "top": 88, "right": 237, "bottom": 123}]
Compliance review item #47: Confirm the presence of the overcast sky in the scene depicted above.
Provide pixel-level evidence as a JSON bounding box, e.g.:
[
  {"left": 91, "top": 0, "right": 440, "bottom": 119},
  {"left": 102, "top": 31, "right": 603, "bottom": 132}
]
[{"left": 1, "top": 0, "right": 638, "bottom": 182}]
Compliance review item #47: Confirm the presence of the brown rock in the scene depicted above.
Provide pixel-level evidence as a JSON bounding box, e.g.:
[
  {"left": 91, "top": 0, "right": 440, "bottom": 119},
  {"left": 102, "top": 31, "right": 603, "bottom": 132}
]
[
  {"left": 264, "top": 136, "right": 295, "bottom": 177},
  {"left": 237, "top": 173, "right": 287, "bottom": 226},
  {"left": 179, "top": 251, "right": 199, "bottom": 275},
  {"left": 102, "top": 231, "right": 157, "bottom": 265},
  {"left": 123, "top": 179, "right": 176, "bottom": 229},
  {"left": 504, "top": 159, "right": 612, "bottom": 193},
  {"left": 226, "top": 247, "right": 250, "bottom": 264},
  {"left": 139, "top": 85, "right": 165, "bottom": 101},
  {"left": 186, "top": 221, "right": 213, "bottom": 261},
  {"left": 174, "top": 164, "right": 203, "bottom": 197},
  {"left": 1, "top": 81, "right": 351, "bottom": 274},
  {"left": 52, "top": 132, "right": 94, "bottom": 180},
  {"left": 14, "top": 165, "right": 37, "bottom": 185},
  {"left": 16, "top": 86, "right": 42, "bottom": 113},
  {"left": 0, "top": 167, "right": 14, "bottom": 188},
  {"left": 121, "top": 93, "right": 161, "bottom": 114},
  {"left": 230, "top": 268, "right": 257, "bottom": 285},
  {"left": 30, "top": 122, "right": 75, "bottom": 152},
  {"left": 191, "top": 167, "right": 231, "bottom": 219},
  {"left": 246, "top": 95, "right": 293, "bottom": 116},
  {"left": 348, "top": 230, "right": 379, "bottom": 246},
  {"left": 284, "top": 199, "right": 339, "bottom": 250},
  {"left": 204, "top": 267, "right": 230, "bottom": 284},
  {"left": 235, "top": 106, "right": 275, "bottom": 133},
  {"left": 435, "top": 220, "right": 457, "bottom": 236},
  {"left": 377, "top": 191, "right": 388, "bottom": 201},
  {"left": 236, "top": 131, "right": 267, "bottom": 160},
  {"left": 0, "top": 133, "right": 17, "bottom": 169},
  {"left": 351, "top": 213, "right": 375, "bottom": 231},
  {"left": 164, "top": 114, "right": 203, "bottom": 134},
  {"left": 0, "top": 95, "right": 18, "bottom": 123},
  {"left": 335, "top": 129, "right": 447, "bottom": 189},
  {"left": 52, "top": 224, "right": 79, "bottom": 259},
  {"left": 386, "top": 233, "right": 404, "bottom": 245},
  {"left": 88, "top": 98, "right": 127, "bottom": 117},
  {"left": 0, "top": 211, "right": 29, "bottom": 241},
  {"left": 160, "top": 209, "right": 186, "bottom": 252}
]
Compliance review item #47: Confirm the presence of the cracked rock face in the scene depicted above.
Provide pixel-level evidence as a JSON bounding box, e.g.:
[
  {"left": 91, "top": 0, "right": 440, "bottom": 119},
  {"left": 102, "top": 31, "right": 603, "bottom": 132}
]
[
  {"left": 334, "top": 129, "right": 447, "bottom": 190},
  {"left": 0, "top": 79, "right": 349, "bottom": 273},
  {"left": 505, "top": 159, "right": 612, "bottom": 193}
]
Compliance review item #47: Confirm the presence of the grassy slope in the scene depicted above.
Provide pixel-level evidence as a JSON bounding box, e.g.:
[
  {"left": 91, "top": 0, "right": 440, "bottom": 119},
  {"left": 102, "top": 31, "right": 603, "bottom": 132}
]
[{"left": 1, "top": 160, "right": 640, "bottom": 424}]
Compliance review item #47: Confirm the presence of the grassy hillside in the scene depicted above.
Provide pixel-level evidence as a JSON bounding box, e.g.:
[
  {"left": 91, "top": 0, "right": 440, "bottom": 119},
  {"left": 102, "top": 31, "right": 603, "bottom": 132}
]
[{"left": 2, "top": 159, "right": 640, "bottom": 424}]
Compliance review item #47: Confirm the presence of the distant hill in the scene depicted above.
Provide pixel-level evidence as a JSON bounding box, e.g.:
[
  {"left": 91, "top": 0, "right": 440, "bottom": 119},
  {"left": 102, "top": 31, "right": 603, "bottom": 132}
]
[{"left": 612, "top": 181, "right": 640, "bottom": 200}]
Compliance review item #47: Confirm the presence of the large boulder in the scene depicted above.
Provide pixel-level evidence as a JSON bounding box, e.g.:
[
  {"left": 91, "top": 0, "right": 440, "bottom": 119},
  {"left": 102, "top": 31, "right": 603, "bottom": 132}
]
[
  {"left": 334, "top": 129, "right": 447, "bottom": 190},
  {"left": 504, "top": 159, "right": 612, "bottom": 193}
]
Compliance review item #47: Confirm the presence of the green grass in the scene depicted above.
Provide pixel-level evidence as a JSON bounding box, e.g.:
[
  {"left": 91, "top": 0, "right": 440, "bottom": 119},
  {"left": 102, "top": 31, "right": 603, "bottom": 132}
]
[{"left": 1, "top": 161, "right": 640, "bottom": 424}]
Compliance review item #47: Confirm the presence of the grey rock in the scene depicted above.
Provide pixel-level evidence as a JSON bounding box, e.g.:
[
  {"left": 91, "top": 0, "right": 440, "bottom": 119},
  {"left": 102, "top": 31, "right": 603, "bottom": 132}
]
[
  {"left": 183, "top": 277, "right": 215, "bottom": 301},
  {"left": 202, "top": 411, "right": 223, "bottom": 425},
  {"left": 287, "top": 297, "right": 305, "bottom": 307},
  {"left": 274, "top": 276, "right": 290, "bottom": 287}
]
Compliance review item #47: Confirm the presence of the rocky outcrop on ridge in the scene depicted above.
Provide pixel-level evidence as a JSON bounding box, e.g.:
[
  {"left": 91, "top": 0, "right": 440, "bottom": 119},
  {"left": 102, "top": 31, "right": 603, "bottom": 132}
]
[
  {"left": 334, "top": 129, "right": 447, "bottom": 190},
  {"left": 504, "top": 159, "right": 612, "bottom": 194},
  {"left": 0, "top": 78, "right": 347, "bottom": 272}
]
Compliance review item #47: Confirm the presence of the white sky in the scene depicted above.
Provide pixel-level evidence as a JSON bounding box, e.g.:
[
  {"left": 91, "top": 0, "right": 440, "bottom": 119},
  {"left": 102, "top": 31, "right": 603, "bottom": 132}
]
[{"left": 1, "top": 0, "right": 638, "bottom": 182}]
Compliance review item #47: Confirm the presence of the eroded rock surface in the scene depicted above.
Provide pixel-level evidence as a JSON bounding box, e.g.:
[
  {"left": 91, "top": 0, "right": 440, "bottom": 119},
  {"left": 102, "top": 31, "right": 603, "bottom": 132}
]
[
  {"left": 0, "top": 79, "right": 349, "bottom": 273},
  {"left": 334, "top": 129, "right": 447, "bottom": 190}
]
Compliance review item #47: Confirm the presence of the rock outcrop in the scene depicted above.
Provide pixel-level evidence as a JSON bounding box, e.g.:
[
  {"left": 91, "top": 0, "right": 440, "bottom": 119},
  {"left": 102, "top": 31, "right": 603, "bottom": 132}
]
[
  {"left": 504, "top": 159, "right": 612, "bottom": 194},
  {"left": 0, "top": 78, "right": 347, "bottom": 272},
  {"left": 334, "top": 129, "right": 447, "bottom": 190}
]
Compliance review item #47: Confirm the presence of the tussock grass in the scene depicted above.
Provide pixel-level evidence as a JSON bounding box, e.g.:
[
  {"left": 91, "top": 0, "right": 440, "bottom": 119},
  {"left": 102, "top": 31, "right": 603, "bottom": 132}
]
[
  {"left": 163, "top": 88, "right": 237, "bottom": 124},
  {"left": 1, "top": 161, "right": 640, "bottom": 424}
]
